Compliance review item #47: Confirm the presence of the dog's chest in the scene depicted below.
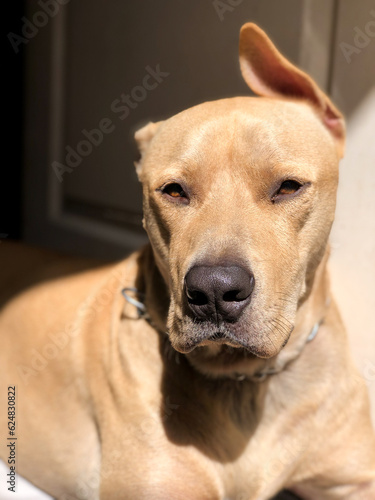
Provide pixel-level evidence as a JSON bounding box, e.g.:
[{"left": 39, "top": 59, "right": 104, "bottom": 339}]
[
  {"left": 127, "top": 414, "right": 293, "bottom": 500},
  {"left": 131, "top": 379, "right": 291, "bottom": 499}
]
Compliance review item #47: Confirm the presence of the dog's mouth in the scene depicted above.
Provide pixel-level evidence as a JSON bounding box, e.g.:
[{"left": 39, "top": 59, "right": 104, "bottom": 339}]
[
  {"left": 169, "top": 309, "right": 294, "bottom": 361},
  {"left": 170, "top": 320, "right": 293, "bottom": 378},
  {"left": 186, "top": 342, "right": 258, "bottom": 374},
  {"left": 173, "top": 329, "right": 252, "bottom": 354}
]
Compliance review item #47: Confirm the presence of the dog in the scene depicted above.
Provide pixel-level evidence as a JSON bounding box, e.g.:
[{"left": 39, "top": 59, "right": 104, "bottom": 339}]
[{"left": 1, "top": 23, "right": 375, "bottom": 500}]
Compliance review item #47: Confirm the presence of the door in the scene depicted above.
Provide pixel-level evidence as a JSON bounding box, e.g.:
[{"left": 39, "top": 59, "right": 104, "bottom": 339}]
[{"left": 22, "top": 0, "right": 335, "bottom": 259}]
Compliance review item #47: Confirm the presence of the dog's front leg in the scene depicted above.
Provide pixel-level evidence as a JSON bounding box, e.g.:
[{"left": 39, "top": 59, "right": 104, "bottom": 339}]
[{"left": 98, "top": 422, "right": 223, "bottom": 500}]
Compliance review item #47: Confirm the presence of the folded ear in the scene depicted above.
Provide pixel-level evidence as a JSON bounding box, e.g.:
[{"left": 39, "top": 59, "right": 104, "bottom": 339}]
[
  {"left": 239, "top": 23, "right": 345, "bottom": 158},
  {"left": 134, "top": 121, "right": 164, "bottom": 177}
]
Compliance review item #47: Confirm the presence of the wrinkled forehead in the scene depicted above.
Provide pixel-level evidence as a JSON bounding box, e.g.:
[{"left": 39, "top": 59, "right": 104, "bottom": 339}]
[{"left": 142, "top": 97, "right": 335, "bottom": 178}]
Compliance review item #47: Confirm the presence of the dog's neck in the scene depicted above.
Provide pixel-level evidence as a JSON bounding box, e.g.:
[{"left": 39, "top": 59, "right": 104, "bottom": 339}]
[{"left": 135, "top": 244, "right": 331, "bottom": 381}]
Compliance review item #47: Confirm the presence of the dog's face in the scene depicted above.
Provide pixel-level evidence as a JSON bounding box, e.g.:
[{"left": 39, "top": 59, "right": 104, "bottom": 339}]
[{"left": 135, "top": 24, "right": 345, "bottom": 373}]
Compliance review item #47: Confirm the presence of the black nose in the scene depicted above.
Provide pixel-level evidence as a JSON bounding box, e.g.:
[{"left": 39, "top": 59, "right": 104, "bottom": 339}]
[{"left": 184, "top": 265, "right": 254, "bottom": 322}]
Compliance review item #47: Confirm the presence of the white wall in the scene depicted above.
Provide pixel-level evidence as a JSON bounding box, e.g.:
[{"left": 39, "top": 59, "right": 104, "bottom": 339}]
[{"left": 329, "top": 1, "right": 375, "bottom": 423}]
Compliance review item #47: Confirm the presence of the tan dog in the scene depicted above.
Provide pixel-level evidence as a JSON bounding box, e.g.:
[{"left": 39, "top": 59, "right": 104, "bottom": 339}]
[{"left": 1, "top": 23, "right": 375, "bottom": 500}]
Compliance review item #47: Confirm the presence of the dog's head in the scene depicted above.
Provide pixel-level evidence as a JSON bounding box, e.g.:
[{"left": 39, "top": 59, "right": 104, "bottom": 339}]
[{"left": 134, "top": 24, "right": 345, "bottom": 374}]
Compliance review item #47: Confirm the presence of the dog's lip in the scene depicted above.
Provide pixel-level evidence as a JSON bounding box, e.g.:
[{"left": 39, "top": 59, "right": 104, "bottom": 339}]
[
  {"left": 199, "top": 336, "right": 246, "bottom": 349},
  {"left": 172, "top": 327, "right": 287, "bottom": 358},
  {"left": 173, "top": 331, "right": 252, "bottom": 354}
]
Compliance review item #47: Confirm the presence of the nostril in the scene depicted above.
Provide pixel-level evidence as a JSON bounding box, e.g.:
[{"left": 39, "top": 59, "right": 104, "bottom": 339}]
[
  {"left": 223, "top": 290, "right": 243, "bottom": 302},
  {"left": 186, "top": 289, "right": 209, "bottom": 306}
]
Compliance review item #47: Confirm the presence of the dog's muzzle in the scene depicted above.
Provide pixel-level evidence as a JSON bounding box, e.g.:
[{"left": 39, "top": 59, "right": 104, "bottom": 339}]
[{"left": 184, "top": 264, "right": 254, "bottom": 323}]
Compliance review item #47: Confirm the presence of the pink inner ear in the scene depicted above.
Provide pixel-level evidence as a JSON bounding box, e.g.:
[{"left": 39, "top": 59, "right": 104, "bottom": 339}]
[
  {"left": 323, "top": 104, "right": 345, "bottom": 140},
  {"left": 249, "top": 45, "right": 345, "bottom": 141},
  {"left": 250, "top": 43, "right": 322, "bottom": 107},
  {"left": 240, "top": 24, "right": 345, "bottom": 157}
]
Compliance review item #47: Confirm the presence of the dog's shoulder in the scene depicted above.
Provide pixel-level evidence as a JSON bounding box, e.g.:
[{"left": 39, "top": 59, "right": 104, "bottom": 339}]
[{"left": 0, "top": 243, "right": 140, "bottom": 353}]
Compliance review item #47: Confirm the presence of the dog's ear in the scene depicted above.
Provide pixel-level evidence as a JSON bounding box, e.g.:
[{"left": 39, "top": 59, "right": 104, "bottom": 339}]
[
  {"left": 134, "top": 121, "right": 164, "bottom": 176},
  {"left": 239, "top": 23, "right": 345, "bottom": 158}
]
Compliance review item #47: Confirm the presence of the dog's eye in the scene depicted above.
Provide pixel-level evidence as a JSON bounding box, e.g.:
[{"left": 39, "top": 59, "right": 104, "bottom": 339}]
[
  {"left": 163, "top": 183, "right": 185, "bottom": 197},
  {"left": 161, "top": 183, "right": 189, "bottom": 203},
  {"left": 273, "top": 180, "right": 303, "bottom": 201},
  {"left": 278, "top": 180, "right": 302, "bottom": 195}
]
